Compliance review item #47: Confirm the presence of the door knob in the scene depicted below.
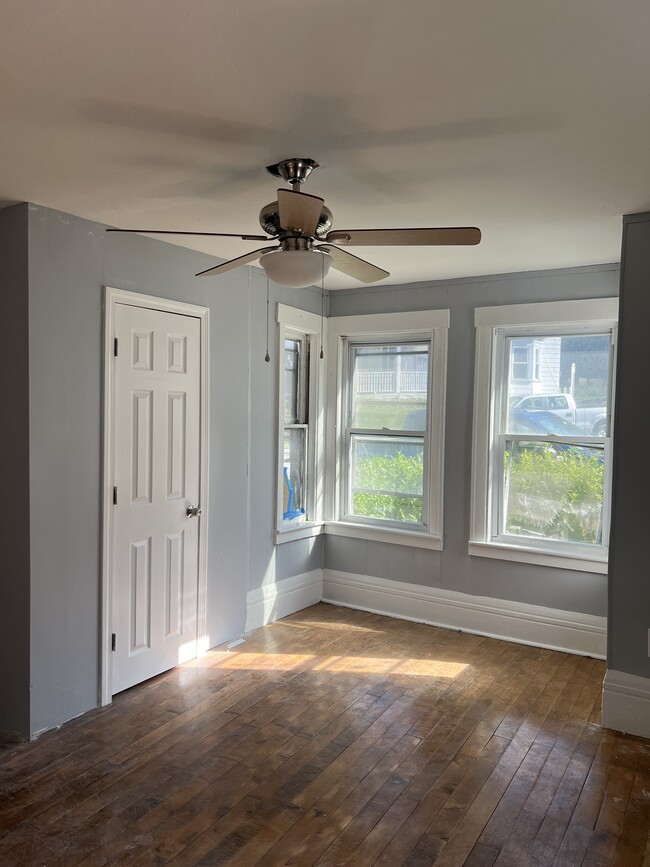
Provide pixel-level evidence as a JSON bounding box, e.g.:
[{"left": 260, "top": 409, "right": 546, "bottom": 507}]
[{"left": 186, "top": 505, "right": 201, "bottom": 518}]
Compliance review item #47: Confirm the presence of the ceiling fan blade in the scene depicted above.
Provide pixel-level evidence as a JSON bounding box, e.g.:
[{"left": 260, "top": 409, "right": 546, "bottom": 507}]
[
  {"left": 277, "top": 189, "right": 324, "bottom": 236},
  {"left": 325, "top": 227, "right": 481, "bottom": 246},
  {"left": 195, "top": 246, "right": 279, "bottom": 278},
  {"left": 107, "top": 228, "right": 271, "bottom": 241},
  {"left": 317, "top": 245, "right": 389, "bottom": 284}
]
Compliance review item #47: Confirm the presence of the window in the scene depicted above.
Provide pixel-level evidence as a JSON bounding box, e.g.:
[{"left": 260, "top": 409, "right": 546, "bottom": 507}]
[
  {"left": 345, "top": 341, "right": 430, "bottom": 526},
  {"left": 470, "top": 298, "right": 618, "bottom": 573},
  {"left": 276, "top": 304, "right": 325, "bottom": 542},
  {"left": 283, "top": 335, "right": 309, "bottom": 522},
  {"left": 326, "top": 310, "right": 449, "bottom": 549}
]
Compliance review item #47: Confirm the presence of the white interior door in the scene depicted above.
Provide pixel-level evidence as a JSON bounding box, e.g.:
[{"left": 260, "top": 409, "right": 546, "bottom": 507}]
[{"left": 112, "top": 302, "right": 201, "bottom": 694}]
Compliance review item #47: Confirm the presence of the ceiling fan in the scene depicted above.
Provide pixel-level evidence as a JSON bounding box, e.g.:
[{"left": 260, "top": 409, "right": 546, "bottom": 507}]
[{"left": 107, "top": 157, "right": 481, "bottom": 288}]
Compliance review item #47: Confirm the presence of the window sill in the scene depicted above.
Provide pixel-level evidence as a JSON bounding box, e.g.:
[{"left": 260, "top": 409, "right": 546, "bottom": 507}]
[
  {"left": 324, "top": 521, "right": 443, "bottom": 551},
  {"left": 275, "top": 523, "right": 324, "bottom": 545},
  {"left": 468, "top": 540, "right": 608, "bottom": 574}
]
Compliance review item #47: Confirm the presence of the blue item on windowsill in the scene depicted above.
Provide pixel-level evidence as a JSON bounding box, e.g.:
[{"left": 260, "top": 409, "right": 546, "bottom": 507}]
[{"left": 283, "top": 466, "right": 305, "bottom": 521}]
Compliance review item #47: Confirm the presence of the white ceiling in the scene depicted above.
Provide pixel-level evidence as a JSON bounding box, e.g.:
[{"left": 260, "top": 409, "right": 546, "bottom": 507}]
[{"left": 1, "top": 0, "right": 649, "bottom": 289}]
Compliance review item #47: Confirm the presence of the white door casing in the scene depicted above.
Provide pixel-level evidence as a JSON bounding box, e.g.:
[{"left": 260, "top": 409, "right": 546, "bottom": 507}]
[{"left": 102, "top": 289, "right": 209, "bottom": 702}]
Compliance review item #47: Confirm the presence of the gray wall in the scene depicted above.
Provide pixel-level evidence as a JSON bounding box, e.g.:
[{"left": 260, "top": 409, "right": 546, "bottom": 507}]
[
  {"left": 608, "top": 214, "right": 650, "bottom": 677},
  {"left": 21, "top": 204, "right": 322, "bottom": 738},
  {"left": 0, "top": 205, "right": 31, "bottom": 737},
  {"left": 246, "top": 268, "right": 324, "bottom": 592},
  {"left": 327, "top": 263, "right": 620, "bottom": 617}
]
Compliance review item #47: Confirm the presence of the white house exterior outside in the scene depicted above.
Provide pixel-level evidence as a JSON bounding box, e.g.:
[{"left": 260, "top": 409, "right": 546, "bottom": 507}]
[{"left": 508, "top": 336, "right": 562, "bottom": 397}]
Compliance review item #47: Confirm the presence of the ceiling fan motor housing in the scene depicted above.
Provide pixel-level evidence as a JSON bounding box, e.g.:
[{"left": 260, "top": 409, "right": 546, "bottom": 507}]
[
  {"left": 259, "top": 201, "right": 333, "bottom": 238},
  {"left": 265, "top": 157, "right": 319, "bottom": 185}
]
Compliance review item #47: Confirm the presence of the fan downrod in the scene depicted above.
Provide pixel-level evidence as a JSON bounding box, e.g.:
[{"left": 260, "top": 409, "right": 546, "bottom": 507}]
[{"left": 265, "top": 157, "right": 319, "bottom": 188}]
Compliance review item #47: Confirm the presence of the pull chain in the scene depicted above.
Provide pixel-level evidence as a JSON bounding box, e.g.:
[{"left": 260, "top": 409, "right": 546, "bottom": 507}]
[{"left": 265, "top": 274, "right": 271, "bottom": 363}]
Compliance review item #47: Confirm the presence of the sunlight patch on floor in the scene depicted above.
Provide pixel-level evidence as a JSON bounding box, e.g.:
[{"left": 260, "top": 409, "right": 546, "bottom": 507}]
[
  {"left": 272, "top": 619, "right": 382, "bottom": 634},
  {"left": 209, "top": 651, "right": 468, "bottom": 678}
]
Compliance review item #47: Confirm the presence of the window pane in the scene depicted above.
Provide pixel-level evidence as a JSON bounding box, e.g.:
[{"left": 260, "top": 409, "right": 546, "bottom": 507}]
[
  {"left": 283, "top": 428, "right": 306, "bottom": 522},
  {"left": 349, "top": 435, "right": 424, "bottom": 523},
  {"left": 506, "top": 334, "right": 611, "bottom": 436},
  {"left": 284, "top": 338, "right": 300, "bottom": 424},
  {"left": 502, "top": 440, "right": 604, "bottom": 544},
  {"left": 351, "top": 343, "right": 429, "bottom": 431}
]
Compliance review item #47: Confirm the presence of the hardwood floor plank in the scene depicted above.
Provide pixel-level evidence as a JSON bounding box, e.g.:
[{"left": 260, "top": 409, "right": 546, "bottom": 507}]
[
  {"left": 611, "top": 747, "right": 650, "bottom": 865},
  {"left": 0, "top": 603, "right": 647, "bottom": 867},
  {"left": 210, "top": 729, "right": 421, "bottom": 866},
  {"left": 477, "top": 740, "right": 554, "bottom": 851},
  {"left": 492, "top": 746, "right": 593, "bottom": 865},
  {"left": 464, "top": 842, "right": 501, "bottom": 866},
  {"left": 255, "top": 730, "right": 422, "bottom": 865}
]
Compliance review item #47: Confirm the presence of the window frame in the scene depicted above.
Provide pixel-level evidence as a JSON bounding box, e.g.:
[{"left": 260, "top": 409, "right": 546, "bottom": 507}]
[
  {"left": 469, "top": 297, "right": 618, "bottom": 573},
  {"left": 326, "top": 309, "right": 449, "bottom": 550},
  {"left": 275, "top": 304, "right": 326, "bottom": 544}
]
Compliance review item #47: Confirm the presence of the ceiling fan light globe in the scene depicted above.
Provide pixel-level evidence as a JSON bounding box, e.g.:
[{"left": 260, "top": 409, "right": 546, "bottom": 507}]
[{"left": 260, "top": 249, "right": 331, "bottom": 289}]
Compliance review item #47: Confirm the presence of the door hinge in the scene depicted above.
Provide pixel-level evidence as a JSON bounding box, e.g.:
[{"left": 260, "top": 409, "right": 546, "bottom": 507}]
[
  {"left": 114, "top": 337, "right": 118, "bottom": 357},
  {"left": 111, "top": 633, "right": 116, "bottom": 652},
  {"left": 113, "top": 486, "right": 118, "bottom": 505}
]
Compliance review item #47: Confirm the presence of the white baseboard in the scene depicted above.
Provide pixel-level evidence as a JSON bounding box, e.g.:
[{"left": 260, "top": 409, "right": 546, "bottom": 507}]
[
  {"left": 602, "top": 669, "right": 650, "bottom": 739},
  {"left": 245, "top": 570, "right": 323, "bottom": 633},
  {"left": 322, "top": 570, "right": 606, "bottom": 658}
]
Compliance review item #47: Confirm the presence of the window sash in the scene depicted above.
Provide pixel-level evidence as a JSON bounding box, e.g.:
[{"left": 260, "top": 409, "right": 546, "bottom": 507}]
[
  {"left": 283, "top": 337, "right": 299, "bottom": 425},
  {"left": 282, "top": 424, "right": 308, "bottom": 524},
  {"left": 495, "top": 434, "right": 606, "bottom": 543},
  {"left": 347, "top": 432, "right": 426, "bottom": 527},
  {"left": 283, "top": 336, "right": 309, "bottom": 425},
  {"left": 490, "top": 325, "right": 614, "bottom": 552},
  {"left": 342, "top": 338, "right": 432, "bottom": 528}
]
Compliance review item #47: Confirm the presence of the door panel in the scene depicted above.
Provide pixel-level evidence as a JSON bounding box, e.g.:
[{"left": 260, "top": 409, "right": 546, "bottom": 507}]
[
  {"left": 132, "top": 390, "right": 153, "bottom": 504},
  {"left": 167, "top": 392, "right": 186, "bottom": 499},
  {"left": 165, "top": 531, "right": 184, "bottom": 639},
  {"left": 130, "top": 537, "right": 151, "bottom": 653},
  {"left": 112, "top": 303, "right": 201, "bottom": 694}
]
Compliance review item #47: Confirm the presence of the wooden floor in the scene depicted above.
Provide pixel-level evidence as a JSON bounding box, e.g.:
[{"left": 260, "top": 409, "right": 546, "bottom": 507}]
[{"left": 1, "top": 604, "right": 649, "bottom": 866}]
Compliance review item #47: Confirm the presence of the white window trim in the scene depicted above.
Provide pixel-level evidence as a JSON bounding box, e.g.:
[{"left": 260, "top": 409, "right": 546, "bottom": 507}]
[
  {"left": 326, "top": 309, "right": 449, "bottom": 549},
  {"left": 470, "top": 297, "right": 618, "bottom": 572},
  {"left": 323, "top": 521, "right": 443, "bottom": 550},
  {"left": 275, "top": 303, "right": 326, "bottom": 544}
]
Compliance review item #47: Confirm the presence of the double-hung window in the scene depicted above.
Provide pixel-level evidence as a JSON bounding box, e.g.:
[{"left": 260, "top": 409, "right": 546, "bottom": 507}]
[
  {"left": 283, "top": 334, "right": 309, "bottom": 521},
  {"left": 326, "top": 310, "right": 449, "bottom": 549},
  {"left": 345, "top": 341, "right": 430, "bottom": 526},
  {"left": 276, "top": 304, "right": 325, "bottom": 542},
  {"left": 470, "top": 298, "right": 618, "bottom": 572}
]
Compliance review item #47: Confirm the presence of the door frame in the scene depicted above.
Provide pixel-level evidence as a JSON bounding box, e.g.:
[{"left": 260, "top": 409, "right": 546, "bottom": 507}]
[{"left": 100, "top": 287, "right": 210, "bottom": 705}]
